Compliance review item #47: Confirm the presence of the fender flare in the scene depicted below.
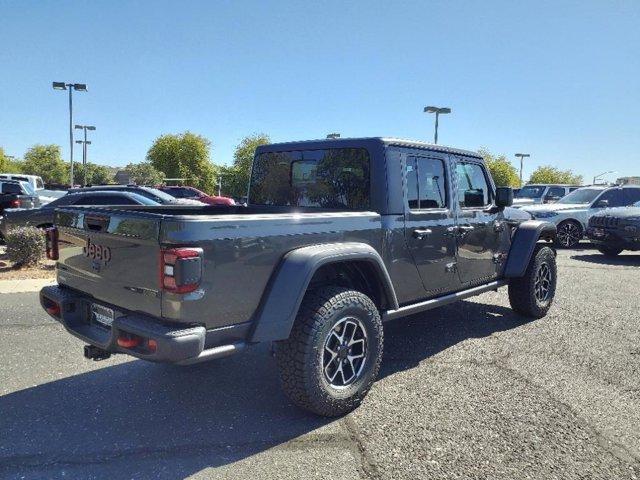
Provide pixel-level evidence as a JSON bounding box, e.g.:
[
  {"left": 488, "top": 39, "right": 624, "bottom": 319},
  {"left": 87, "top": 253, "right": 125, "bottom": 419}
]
[
  {"left": 249, "top": 242, "right": 399, "bottom": 342},
  {"left": 503, "top": 220, "right": 557, "bottom": 278}
]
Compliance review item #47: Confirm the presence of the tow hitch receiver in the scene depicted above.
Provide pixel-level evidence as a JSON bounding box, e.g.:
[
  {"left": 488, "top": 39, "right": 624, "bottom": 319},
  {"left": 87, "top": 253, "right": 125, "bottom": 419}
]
[{"left": 84, "top": 345, "right": 111, "bottom": 361}]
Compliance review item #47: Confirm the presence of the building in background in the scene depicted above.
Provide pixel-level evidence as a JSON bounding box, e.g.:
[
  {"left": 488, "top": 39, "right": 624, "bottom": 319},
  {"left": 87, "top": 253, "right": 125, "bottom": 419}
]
[
  {"left": 114, "top": 170, "right": 131, "bottom": 185},
  {"left": 617, "top": 176, "right": 640, "bottom": 185}
]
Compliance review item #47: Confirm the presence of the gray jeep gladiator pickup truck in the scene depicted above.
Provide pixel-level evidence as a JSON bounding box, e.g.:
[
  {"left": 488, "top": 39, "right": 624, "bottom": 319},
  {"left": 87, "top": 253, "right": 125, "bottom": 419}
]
[{"left": 40, "top": 137, "right": 557, "bottom": 416}]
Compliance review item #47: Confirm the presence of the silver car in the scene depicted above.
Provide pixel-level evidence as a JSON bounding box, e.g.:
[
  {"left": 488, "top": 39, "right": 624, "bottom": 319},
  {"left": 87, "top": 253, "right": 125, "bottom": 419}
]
[{"left": 523, "top": 185, "right": 640, "bottom": 247}]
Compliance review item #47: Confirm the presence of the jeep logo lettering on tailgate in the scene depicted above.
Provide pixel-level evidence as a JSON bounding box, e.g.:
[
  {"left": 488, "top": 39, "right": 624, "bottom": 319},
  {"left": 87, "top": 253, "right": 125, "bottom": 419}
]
[{"left": 83, "top": 238, "right": 111, "bottom": 264}]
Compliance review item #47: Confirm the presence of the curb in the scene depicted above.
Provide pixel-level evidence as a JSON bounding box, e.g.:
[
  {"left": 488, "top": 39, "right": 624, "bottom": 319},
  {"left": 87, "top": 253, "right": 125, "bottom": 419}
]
[{"left": 0, "top": 278, "right": 57, "bottom": 294}]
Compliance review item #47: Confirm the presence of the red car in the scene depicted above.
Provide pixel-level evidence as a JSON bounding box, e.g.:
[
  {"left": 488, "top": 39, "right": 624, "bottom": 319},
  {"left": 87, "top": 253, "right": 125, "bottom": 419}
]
[{"left": 158, "top": 186, "right": 235, "bottom": 206}]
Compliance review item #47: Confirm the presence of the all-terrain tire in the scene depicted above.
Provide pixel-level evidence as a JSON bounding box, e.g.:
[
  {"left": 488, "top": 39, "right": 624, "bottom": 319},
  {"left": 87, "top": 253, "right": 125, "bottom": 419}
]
[
  {"left": 597, "top": 246, "right": 623, "bottom": 257},
  {"left": 275, "top": 286, "right": 383, "bottom": 417},
  {"left": 508, "top": 245, "right": 557, "bottom": 318}
]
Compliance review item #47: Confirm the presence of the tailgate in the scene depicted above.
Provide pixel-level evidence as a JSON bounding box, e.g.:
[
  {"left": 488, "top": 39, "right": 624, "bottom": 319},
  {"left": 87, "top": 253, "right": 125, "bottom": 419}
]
[{"left": 54, "top": 208, "right": 162, "bottom": 317}]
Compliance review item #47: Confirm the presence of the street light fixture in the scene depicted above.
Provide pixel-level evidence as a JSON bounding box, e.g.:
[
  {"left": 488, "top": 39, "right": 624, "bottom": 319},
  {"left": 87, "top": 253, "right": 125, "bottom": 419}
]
[
  {"left": 514, "top": 153, "right": 530, "bottom": 186},
  {"left": 74, "top": 124, "right": 96, "bottom": 186},
  {"left": 423, "top": 106, "right": 451, "bottom": 144},
  {"left": 593, "top": 170, "right": 617, "bottom": 185},
  {"left": 52, "top": 81, "right": 88, "bottom": 186},
  {"left": 326, "top": 133, "right": 341, "bottom": 139}
]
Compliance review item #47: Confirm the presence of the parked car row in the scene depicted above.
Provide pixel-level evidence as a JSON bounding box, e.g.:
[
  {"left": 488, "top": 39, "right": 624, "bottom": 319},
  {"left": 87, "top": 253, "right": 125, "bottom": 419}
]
[
  {"left": 0, "top": 183, "right": 237, "bottom": 240},
  {"left": 521, "top": 184, "right": 640, "bottom": 249}
]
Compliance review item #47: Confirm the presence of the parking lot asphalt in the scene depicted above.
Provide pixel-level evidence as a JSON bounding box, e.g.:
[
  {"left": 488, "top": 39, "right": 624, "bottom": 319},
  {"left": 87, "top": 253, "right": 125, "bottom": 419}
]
[{"left": 1, "top": 246, "right": 639, "bottom": 479}]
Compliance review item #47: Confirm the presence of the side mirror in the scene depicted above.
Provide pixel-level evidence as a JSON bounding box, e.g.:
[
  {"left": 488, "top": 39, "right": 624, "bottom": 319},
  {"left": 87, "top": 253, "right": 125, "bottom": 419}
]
[
  {"left": 594, "top": 199, "right": 609, "bottom": 208},
  {"left": 495, "top": 187, "right": 513, "bottom": 208}
]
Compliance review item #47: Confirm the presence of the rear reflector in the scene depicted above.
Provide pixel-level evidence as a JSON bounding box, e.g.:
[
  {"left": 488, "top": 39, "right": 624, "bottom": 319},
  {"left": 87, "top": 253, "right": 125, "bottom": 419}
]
[
  {"left": 117, "top": 335, "right": 141, "bottom": 348},
  {"left": 45, "top": 303, "right": 61, "bottom": 316},
  {"left": 160, "top": 247, "right": 203, "bottom": 293}
]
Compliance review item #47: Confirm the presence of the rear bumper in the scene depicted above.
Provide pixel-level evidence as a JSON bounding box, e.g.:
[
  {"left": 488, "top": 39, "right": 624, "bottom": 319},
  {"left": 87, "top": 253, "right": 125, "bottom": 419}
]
[{"left": 40, "top": 285, "right": 243, "bottom": 363}]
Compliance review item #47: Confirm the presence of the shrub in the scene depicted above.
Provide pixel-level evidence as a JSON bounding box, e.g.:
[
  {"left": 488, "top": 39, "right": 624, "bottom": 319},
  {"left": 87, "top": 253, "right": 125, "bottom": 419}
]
[{"left": 5, "top": 226, "right": 46, "bottom": 267}]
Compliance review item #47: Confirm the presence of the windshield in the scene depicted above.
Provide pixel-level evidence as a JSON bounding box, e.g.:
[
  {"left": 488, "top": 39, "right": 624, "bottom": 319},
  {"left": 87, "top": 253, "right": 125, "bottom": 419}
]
[
  {"left": 128, "top": 193, "right": 161, "bottom": 205},
  {"left": 163, "top": 187, "right": 199, "bottom": 198},
  {"left": 20, "top": 181, "right": 36, "bottom": 195},
  {"left": 140, "top": 187, "right": 178, "bottom": 203},
  {"left": 516, "top": 186, "right": 545, "bottom": 199},
  {"left": 557, "top": 188, "right": 602, "bottom": 205}
]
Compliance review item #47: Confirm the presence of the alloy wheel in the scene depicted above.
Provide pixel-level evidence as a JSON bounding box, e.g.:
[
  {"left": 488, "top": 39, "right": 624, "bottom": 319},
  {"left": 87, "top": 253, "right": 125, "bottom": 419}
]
[
  {"left": 322, "top": 317, "right": 368, "bottom": 389},
  {"left": 557, "top": 222, "right": 581, "bottom": 247},
  {"left": 534, "top": 262, "right": 552, "bottom": 302}
]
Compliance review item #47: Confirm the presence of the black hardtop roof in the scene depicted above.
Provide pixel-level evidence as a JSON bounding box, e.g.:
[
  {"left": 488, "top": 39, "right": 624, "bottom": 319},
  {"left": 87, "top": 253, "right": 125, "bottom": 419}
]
[{"left": 256, "top": 137, "right": 481, "bottom": 159}]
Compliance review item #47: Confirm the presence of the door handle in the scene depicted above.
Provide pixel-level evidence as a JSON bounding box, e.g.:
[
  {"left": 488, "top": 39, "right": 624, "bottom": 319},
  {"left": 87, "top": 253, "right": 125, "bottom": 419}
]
[{"left": 413, "top": 228, "right": 432, "bottom": 239}]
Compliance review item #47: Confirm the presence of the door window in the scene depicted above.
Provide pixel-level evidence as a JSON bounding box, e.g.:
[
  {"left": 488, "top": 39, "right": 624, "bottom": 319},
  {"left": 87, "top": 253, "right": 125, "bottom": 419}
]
[
  {"left": 406, "top": 157, "right": 447, "bottom": 209},
  {"left": 593, "top": 189, "right": 623, "bottom": 208},
  {"left": 547, "top": 186, "right": 566, "bottom": 198},
  {"left": 456, "top": 163, "right": 491, "bottom": 208},
  {"left": 622, "top": 188, "right": 640, "bottom": 205}
]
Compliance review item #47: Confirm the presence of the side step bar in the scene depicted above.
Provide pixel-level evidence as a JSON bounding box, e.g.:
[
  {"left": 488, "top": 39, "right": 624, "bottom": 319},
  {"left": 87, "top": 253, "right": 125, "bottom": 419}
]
[
  {"left": 176, "top": 342, "right": 246, "bottom": 365},
  {"left": 382, "top": 280, "right": 508, "bottom": 322}
]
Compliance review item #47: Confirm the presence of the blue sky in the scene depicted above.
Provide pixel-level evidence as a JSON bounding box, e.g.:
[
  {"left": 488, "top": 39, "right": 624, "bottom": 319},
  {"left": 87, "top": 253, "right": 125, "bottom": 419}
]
[{"left": 1, "top": 0, "right": 638, "bottom": 183}]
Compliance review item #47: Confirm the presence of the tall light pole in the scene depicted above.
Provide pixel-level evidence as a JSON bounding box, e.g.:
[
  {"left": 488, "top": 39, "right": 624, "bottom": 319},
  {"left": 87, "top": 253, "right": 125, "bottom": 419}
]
[
  {"left": 423, "top": 106, "right": 451, "bottom": 144},
  {"left": 593, "top": 170, "right": 616, "bottom": 185},
  {"left": 514, "top": 153, "right": 530, "bottom": 186},
  {"left": 75, "top": 125, "right": 95, "bottom": 186},
  {"left": 52, "top": 82, "right": 87, "bottom": 187}
]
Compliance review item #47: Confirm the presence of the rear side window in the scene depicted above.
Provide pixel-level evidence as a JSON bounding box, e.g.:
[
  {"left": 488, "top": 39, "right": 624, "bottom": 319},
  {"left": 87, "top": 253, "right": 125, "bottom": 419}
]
[
  {"left": 623, "top": 188, "right": 640, "bottom": 205},
  {"left": 456, "top": 162, "right": 491, "bottom": 208},
  {"left": 1, "top": 183, "right": 22, "bottom": 194},
  {"left": 251, "top": 148, "right": 370, "bottom": 209},
  {"left": 36, "top": 178, "right": 44, "bottom": 189},
  {"left": 406, "top": 157, "right": 447, "bottom": 209}
]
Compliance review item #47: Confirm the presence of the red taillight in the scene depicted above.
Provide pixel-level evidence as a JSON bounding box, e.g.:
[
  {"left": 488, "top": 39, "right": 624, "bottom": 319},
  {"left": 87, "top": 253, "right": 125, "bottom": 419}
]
[
  {"left": 10, "top": 199, "right": 20, "bottom": 208},
  {"left": 160, "top": 247, "right": 203, "bottom": 293},
  {"left": 45, "top": 227, "right": 59, "bottom": 260}
]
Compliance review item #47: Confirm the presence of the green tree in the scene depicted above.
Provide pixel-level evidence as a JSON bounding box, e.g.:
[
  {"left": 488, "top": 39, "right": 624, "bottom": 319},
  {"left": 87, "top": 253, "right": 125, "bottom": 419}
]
[
  {"left": 478, "top": 148, "right": 520, "bottom": 187},
  {"left": 0, "top": 147, "right": 22, "bottom": 173},
  {"left": 146, "top": 132, "right": 216, "bottom": 193},
  {"left": 221, "top": 133, "right": 270, "bottom": 198},
  {"left": 528, "top": 165, "right": 582, "bottom": 185},
  {"left": 125, "top": 162, "right": 165, "bottom": 185},
  {"left": 22, "top": 144, "right": 68, "bottom": 184},
  {"left": 74, "top": 163, "right": 114, "bottom": 185}
]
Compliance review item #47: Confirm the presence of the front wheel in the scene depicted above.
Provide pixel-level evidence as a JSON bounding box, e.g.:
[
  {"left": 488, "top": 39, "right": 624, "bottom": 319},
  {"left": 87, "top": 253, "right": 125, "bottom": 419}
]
[
  {"left": 275, "top": 287, "right": 383, "bottom": 417},
  {"left": 555, "top": 220, "right": 582, "bottom": 248},
  {"left": 597, "top": 246, "right": 623, "bottom": 257},
  {"left": 508, "top": 245, "right": 557, "bottom": 318}
]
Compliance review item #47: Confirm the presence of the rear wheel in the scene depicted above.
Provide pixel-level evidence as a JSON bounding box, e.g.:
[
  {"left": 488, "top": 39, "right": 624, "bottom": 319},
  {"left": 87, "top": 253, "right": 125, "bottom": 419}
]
[
  {"left": 597, "top": 246, "right": 623, "bottom": 257},
  {"left": 509, "top": 246, "right": 557, "bottom": 318},
  {"left": 555, "top": 220, "right": 582, "bottom": 248},
  {"left": 275, "top": 286, "right": 383, "bottom": 417}
]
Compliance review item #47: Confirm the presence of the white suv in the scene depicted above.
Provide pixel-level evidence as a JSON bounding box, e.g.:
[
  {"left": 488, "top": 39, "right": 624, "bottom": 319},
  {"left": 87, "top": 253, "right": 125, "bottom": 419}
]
[
  {"left": 523, "top": 185, "right": 640, "bottom": 247},
  {"left": 513, "top": 184, "right": 580, "bottom": 207}
]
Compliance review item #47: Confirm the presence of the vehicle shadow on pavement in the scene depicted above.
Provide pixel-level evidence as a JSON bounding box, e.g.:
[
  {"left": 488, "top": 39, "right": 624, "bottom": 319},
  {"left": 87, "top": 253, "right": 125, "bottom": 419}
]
[
  {"left": 0, "top": 300, "right": 532, "bottom": 479},
  {"left": 380, "top": 300, "right": 532, "bottom": 378},
  {"left": 570, "top": 253, "right": 640, "bottom": 267}
]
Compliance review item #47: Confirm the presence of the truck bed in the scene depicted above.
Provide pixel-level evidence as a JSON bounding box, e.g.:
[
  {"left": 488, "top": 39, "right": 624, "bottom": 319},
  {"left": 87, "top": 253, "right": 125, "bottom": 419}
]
[{"left": 53, "top": 204, "right": 383, "bottom": 339}]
